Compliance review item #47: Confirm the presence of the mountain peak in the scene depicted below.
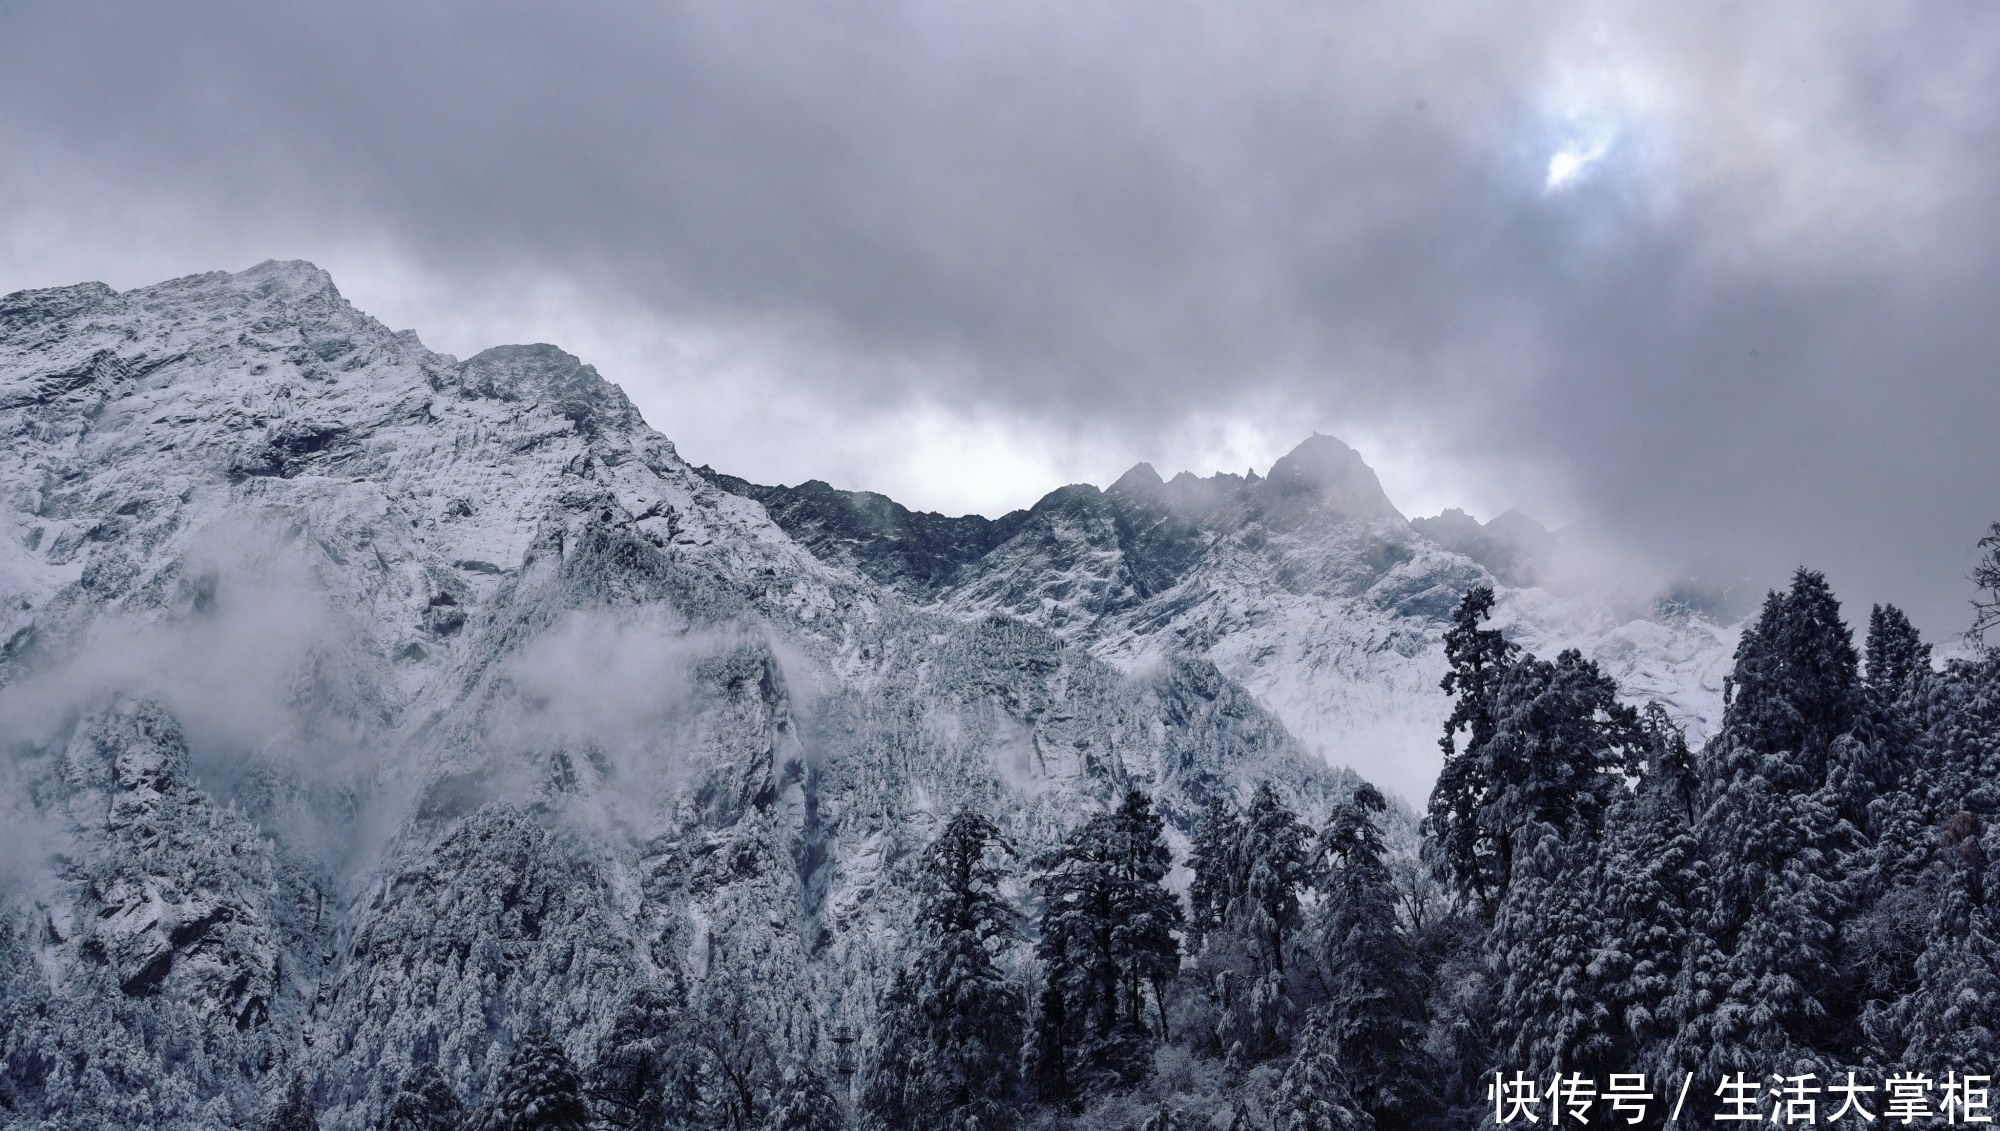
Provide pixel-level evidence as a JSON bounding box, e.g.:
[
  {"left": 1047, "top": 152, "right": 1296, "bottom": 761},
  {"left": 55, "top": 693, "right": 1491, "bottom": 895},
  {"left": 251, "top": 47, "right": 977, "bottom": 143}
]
[
  {"left": 1109, "top": 462, "right": 1164, "bottom": 495},
  {"left": 237, "top": 258, "right": 339, "bottom": 294},
  {"left": 1263, "top": 433, "right": 1405, "bottom": 522},
  {"left": 458, "top": 343, "right": 644, "bottom": 436}
]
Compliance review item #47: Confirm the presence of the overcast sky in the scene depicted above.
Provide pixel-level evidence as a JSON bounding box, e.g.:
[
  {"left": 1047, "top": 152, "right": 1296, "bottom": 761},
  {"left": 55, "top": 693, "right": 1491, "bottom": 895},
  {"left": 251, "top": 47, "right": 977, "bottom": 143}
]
[{"left": 3, "top": 0, "right": 1997, "bottom": 634}]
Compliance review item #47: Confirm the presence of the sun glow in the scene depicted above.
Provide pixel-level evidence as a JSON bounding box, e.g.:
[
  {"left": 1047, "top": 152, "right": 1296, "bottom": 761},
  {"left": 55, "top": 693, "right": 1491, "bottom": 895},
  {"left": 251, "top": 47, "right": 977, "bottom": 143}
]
[{"left": 1545, "top": 138, "right": 1611, "bottom": 190}]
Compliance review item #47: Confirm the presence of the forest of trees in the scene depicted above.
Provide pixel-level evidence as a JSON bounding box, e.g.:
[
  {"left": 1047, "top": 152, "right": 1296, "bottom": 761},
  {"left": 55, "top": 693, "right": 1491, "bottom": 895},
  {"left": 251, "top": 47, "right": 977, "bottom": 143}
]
[{"left": 269, "top": 533, "right": 2000, "bottom": 1129}]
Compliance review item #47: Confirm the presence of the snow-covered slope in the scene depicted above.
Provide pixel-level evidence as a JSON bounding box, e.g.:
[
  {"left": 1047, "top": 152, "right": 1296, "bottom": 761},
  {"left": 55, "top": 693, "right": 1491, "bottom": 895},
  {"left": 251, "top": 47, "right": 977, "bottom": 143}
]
[
  {"left": 718, "top": 435, "right": 1737, "bottom": 805},
  {"left": 0, "top": 262, "right": 1358, "bottom": 1129}
]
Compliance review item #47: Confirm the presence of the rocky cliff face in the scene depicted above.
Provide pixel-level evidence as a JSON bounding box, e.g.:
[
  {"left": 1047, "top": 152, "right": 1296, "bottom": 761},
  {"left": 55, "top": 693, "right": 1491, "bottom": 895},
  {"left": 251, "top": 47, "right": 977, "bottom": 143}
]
[{"left": 0, "top": 263, "right": 1377, "bottom": 1129}]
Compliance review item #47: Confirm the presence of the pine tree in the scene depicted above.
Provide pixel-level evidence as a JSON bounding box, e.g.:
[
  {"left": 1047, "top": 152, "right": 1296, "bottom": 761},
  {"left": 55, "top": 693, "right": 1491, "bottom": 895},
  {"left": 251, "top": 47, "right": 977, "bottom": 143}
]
[
  {"left": 1181, "top": 782, "right": 1312, "bottom": 1066},
  {"left": 264, "top": 1074, "right": 320, "bottom": 1131},
  {"left": 1718, "top": 569, "right": 1860, "bottom": 787},
  {"left": 1237, "top": 782, "right": 1311, "bottom": 977},
  {"left": 1270, "top": 1011, "right": 1375, "bottom": 1131},
  {"left": 484, "top": 1032, "right": 592, "bottom": 1131},
  {"left": 767, "top": 1064, "right": 844, "bottom": 1131},
  {"left": 1867, "top": 603, "right": 1932, "bottom": 699},
  {"left": 1593, "top": 707, "right": 1704, "bottom": 1085},
  {"left": 1487, "top": 825, "right": 1620, "bottom": 1081},
  {"left": 1439, "top": 587, "right": 1519, "bottom": 760},
  {"left": 1427, "top": 587, "right": 1521, "bottom": 914},
  {"left": 1186, "top": 794, "right": 1242, "bottom": 954},
  {"left": 1109, "top": 789, "right": 1183, "bottom": 1037},
  {"left": 1023, "top": 982, "right": 1070, "bottom": 1106},
  {"left": 1308, "top": 784, "right": 1426, "bottom": 1125},
  {"left": 386, "top": 1062, "right": 465, "bottom": 1131},
  {"left": 1678, "top": 570, "right": 1861, "bottom": 1080},
  {"left": 861, "top": 812, "right": 1024, "bottom": 1131},
  {"left": 1032, "top": 790, "right": 1183, "bottom": 1095},
  {"left": 1428, "top": 599, "right": 1640, "bottom": 916}
]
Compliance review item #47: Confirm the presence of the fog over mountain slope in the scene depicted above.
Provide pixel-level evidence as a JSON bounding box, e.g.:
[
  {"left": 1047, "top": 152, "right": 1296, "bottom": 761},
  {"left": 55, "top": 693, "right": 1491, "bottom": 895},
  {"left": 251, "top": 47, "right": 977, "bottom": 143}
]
[
  {"left": 708, "top": 436, "right": 1736, "bottom": 805},
  {"left": 0, "top": 262, "right": 1727, "bottom": 1128}
]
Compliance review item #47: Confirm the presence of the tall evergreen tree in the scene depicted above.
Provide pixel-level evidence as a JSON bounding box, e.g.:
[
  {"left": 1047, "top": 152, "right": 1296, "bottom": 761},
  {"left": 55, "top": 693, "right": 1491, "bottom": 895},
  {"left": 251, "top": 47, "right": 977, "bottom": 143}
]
[
  {"left": 1186, "top": 794, "right": 1242, "bottom": 955},
  {"left": 1866, "top": 603, "right": 1932, "bottom": 699},
  {"left": 1181, "top": 782, "right": 1314, "bottom": 1065},
  {"left": 484, "top": 1032, "right": 592, "bottom": 1131},
  {"left": 1237, "top": 782, "right": 1312, "bottom": 977},
  {"left": 1428, "top": 594, "right": 1640, "bottom": 916},
  {"left": 1894, "top": 812, "right": 2000, "bottom": 1069},
  {"left": 1679, "top": 570, "right": 1861, "bottom": 1079},
  {"left": 1427, "top": 588, "right": 1520, "bottom": 914},
  {"left": 1718, "top": 569, "right": 1861, "bottom": 787},
  {"left": 1308, "top": 784, "right": 1426, "bottom": 1126},
  {"left": 862, "top": 812, "right": 1025, "bottom": 1131},
  {"left": 1593, "top": 707, "right": 1704, "bottom": 1084},
  {"left": 1109, "top": 789, "right": 1183, "bottom": 1037},
  {"left": 386, "top": 1063, "right": 465, "bottom": 1131},
  {"left": 1032, "top": 789, "right": 1183, "bottom": 1095},
  {"left": 1487, "top": 825, "right": 1620, "bottom": 1081}
]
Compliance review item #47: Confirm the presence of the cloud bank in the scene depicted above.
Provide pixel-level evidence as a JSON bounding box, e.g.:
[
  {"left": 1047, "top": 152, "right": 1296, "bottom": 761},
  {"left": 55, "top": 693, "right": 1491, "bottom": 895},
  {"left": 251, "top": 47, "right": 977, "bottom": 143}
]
[{"left": 2, "top": 0, "right": 1997, "bottom": 631}]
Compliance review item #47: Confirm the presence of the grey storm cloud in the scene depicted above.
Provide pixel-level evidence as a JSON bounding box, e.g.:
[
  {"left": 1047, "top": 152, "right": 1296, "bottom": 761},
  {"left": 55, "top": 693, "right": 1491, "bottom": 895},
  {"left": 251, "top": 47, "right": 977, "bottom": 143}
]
[{"left": 3, "top": 0, "right": 1999, "bottom": 632}]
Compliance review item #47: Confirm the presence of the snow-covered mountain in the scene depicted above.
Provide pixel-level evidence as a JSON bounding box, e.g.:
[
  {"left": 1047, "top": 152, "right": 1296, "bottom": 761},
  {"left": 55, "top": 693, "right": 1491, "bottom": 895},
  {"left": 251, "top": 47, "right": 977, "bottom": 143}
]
[
  {"left": 708, "top": 436, "right": 1736, "bottom": 805},
  {"left": 0, "top": 262, "right": 1389, "bottom": 1129}
]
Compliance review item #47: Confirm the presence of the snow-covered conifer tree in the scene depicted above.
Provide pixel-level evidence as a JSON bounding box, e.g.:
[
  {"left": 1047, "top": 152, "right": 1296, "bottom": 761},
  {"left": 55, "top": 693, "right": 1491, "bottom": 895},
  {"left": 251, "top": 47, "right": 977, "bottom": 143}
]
[
  {"left": 1308, "top": 783, "right": 1425, "bottom": 1125},
  {"left": 483, "top": 1032, "right": 592, "bottom": 1131},
  {"left": 861, "top": 812, "right": 1024, "bottom": 1131},
  {"left": 386, "top": 1062, "right": 465, "bottom": 1131},
  {"left": 1270, "top": 1012, "right": 1374, "bottom": 1131},
  {"left": 1033, "top": 789, "right": 1183, "bottom": 1096}
]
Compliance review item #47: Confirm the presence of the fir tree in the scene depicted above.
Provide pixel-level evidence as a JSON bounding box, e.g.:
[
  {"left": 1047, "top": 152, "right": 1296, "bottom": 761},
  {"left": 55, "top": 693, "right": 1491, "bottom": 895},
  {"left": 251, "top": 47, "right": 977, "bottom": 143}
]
[
  {"left": 1308, "top": 784, "right": 1426, "bottom": 1125},
  {"left": 484, "top": 1032, "right": 592, "bottom": 1131},
  {"left": 1427, "top": 586, "right": 1522, "bottom": 914},
  {"left": 1592, "top": 707, "right": 1704, "bottom": 1084},
  {"left": 1487, "top": 825, "right": 1620, "bottom": 1082},
  {"left": 1023, "top": 982, "right": 1071, "bottom": 1106},
  {"left": 862, "top": 812, "right": 1025, "bottom": 1131},
  {"left": 1181, "top": 782, "right": 1313, "bottom": 1066},
  {"left": 1866, "top": 603, "right": 1932, "bottom": 700},
  {"left": 1719, "top": 569, "right": 1860, "bottom": 787},
  {"left": 767, "top": 1064, "right": 844, "bottom": 1131},
  {"left": 1428, "top": 611, "right": 1640, "bottom": 915},
  {"left": 1187, "top": 794, "right": 1242, "bottom": 955},
  {"left": 1271, "top": 1011, "right": 1375, "bottom": 1131},
  {"left": 1032, "top": 789, "right": 1183, "bottom": 1095},
  {"left": 1438, "top": 586, "right": 1519, "bottom": 760},
  {"left": 1895, "top": 813, "right": 2000, "bottom": 1069},
  {"left": 1679, "top": 571, "right": 1862, "bottom": 1080},
  {"left": 264, "top": 1074, "right": 320, "bottom": 1131},
  {"left": 386, "top": 1062, "right": 465, "bottom": 1131},
  {"left": 1237, "top": 782, "right": 1312, "bottom": 977},
  {"left": 1109, "top": 789, "right": 1183, "bottom": 1037}
]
